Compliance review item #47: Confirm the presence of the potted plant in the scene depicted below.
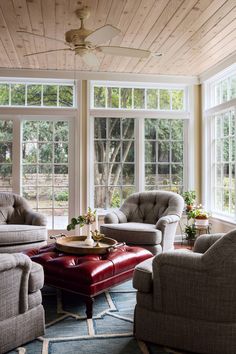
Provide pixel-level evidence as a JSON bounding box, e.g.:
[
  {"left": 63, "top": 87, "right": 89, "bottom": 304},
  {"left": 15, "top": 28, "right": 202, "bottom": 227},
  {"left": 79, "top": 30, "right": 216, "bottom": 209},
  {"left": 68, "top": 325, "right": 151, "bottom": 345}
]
[
  {"left": 187, "top": 207, "right": 209, "bottom": 227},
  {"left": 185, "top": 224, "right": 196, "bottom": 241},
  {"left": 182, "top": 190, "right": 196, "bottom": 211}
]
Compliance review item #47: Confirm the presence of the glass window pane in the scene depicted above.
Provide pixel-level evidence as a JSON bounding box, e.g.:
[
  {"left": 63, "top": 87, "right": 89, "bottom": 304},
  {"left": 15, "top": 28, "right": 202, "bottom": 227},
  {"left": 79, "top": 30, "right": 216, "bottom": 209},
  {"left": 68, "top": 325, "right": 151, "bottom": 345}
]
[
  {"left": 147, "top": 89, "right": 158, "bottom": 109},
  {"left": 54, "top": 187, "right": 68, "bottom": 208},
  {"left": 0, "top": 120, "right": 13, "bottom": 141},
  {"left": 123, "top": 141, "right": 134, "bottom": 162},
  {"left": 107, "top": 87, "right": 119, "bottom": 108},
  {"left": 94, "top": 186, "right": 106, "bottom": 209},
  {"left": 172, "top": 90, "right": 184, "bottom": 110},
  {"left": 54, "top": 143, "right": 68, "bottom": 163},
  {"left": 94, "top": 86, "right": 106, "bottom": 108},
  {"left": 38, "top": 186, "right": 52, "bottom": 208},
  {"left": 22, "top": 187, "right": 37, "bottom": 208},
  {"left": 110, "top": 187, "right": 122, "bottom": 208},
  {"left": 94, "top": 141, "right": 106, "bottom": 163},
  {"left": 134, "top": 88, "right": 145, "bottom": 109},
  {"left": 123, "top": 164, "right": 135, "bottom": 184},
  {"left": 158, "top": 142, "right": 170, "bottom": 162},
  {"left": 145, "top": 142, "right": 156, "bottom": 162},
  {"left": 231, "top": 76, "right": 236, "bottom": 99},
  {"left": 122, "top": 118, "right": 134, "bottom": 139},
  {"left": 54, "top": 208, "right": 68, "bottom": 229},
  {"left": 38, "top": 121, "right": 53, "bottom": 141},
  {"left": 171, "top": 120, "right": 183, "bottom": 140},
  {"left": 122, "top": 186, "right": 135, "bottom": 203},
  {"left": 108, "top": 118, "right": 120, "bottom": 139},
  {"left": 38, "top": 165, "right": 52, "bottom": 186},
  {"left": 0, "top": 165, "right": 12, "bottom": 190},
  {"left": 94, "top": 164, "right": 107, "bottom": 185},
  {"left": 11, "top": 84, "right": 25, "bottom": 105},
  {"left": 121, "top": 88, "right": 132, "bottom": 108},
  {"left": 160, "top": 89, "right": 170, "bottom": 110},
  {"left": 172, "top": 141, "right": 183, "bottom": 162},
  {"left": 158, "top": 120, "right": 170, "bottom": 140},
  {"left": 145, "top": 119, "right": 157, "bottom": 140},
  {"left": 222, "top": 80, "right": 228, "bottom": 102},
  {"left": 22, "top": 143, "right": 37, "bottom": 163},
  {"left": 39, "top": 143, "right": 53, "bottom": 163},
  {"left": 158, "top": 164, "right": 170, "bottom": 185},
  {"left": 55, "top": 121, "right": 69, "bottom": 141},
  {"left": 94, "top": 118, "right": 106, "bottom": 139},
  {"left": 109, "top": 163, "right": 121, "bottom": 185},
  {"left": 171, "top": 164, "right": 183, "bottom": 185},
  {"left": 0, "top": 84, "right": 9, "bottom": 105},
  {"left": 59, "top": 85, "right": 73, "bottom": 107},
  {"left": 22, "top": 121, "right": 38, "bottom": 141},
  {"left": 43, "top": 85, "right": 58, "bottom": 106},
  {"left": 145, "top": 164, "right": 156, "bottom": 185},
  {"left": 27, "top": 84, "right": 42, "bottom": 106},
  {"left": 54, "top": 165, "right": 68, "bottom": 186},
  {"left": 22, "top": 165, "right": 37, "bottom": 186},
  {"left": 108, "top": 141, "right": 121, "bottom": 162},
  {"left": 0, "top": 143, "right": 12, "bottom": 163}
]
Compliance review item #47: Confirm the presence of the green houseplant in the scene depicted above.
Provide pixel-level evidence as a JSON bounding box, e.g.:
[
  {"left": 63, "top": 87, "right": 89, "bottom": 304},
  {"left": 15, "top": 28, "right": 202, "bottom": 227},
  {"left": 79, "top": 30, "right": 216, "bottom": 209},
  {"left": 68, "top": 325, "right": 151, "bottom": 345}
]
[
  {"left": 182, "top": 190, "right": 196, "bottom": 211},
  {"left": 184, "top": 224, "right": 196, "bottom": 241}
]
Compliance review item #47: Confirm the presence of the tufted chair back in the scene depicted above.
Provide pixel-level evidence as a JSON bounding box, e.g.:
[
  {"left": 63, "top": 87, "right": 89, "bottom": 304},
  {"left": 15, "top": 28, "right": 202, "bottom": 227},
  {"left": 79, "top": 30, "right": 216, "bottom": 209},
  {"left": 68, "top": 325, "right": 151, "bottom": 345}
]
[
  {"left": 0, "top": 192, "right": 33, "bottom": 224},
  {"left": 120, "top": 191, "right": 184, "bottom": 224}
]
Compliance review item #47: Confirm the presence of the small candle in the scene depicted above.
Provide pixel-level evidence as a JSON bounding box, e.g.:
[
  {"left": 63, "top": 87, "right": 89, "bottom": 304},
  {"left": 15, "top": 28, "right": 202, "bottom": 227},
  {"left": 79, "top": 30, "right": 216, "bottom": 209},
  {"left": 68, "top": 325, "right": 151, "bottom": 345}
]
[{"left": 95, "top": 211, "right": 99, "bottom": 231}]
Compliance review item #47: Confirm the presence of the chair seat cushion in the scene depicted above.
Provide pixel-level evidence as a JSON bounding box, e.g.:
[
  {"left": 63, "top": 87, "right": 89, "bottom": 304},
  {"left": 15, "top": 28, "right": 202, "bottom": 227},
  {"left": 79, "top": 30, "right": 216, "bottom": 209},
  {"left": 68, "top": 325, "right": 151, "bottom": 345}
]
[
  {"left": 0, "top": 225, "right": 47, "bottom": 245},
  {"left": 100, "top": 222, "right": 162, "bottom": 245}
]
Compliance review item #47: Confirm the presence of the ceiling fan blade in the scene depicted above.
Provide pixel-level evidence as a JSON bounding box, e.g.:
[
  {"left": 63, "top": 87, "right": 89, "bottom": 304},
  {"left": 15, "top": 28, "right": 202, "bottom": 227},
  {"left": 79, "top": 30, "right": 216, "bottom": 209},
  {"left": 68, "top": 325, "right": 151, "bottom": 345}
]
[
  {"left": 17, "top": 30, "right": 70, "bottom": 46},
  {"left": 81, "top": 51, "right": 100, "bottom": 69},
  {"left": 97, "top": 46, "right": 150, "bottom": 58},
  {"left": 24, "top": 48, "right": 72, "bottom": 57},
  {"left": 85, "top": 25, "right": 121, "bottom": 45}
]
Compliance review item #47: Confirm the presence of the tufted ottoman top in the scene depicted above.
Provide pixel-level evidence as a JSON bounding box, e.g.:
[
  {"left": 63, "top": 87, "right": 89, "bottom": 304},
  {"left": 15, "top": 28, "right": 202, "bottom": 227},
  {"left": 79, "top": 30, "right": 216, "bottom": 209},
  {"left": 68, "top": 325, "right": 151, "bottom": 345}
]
[{"left": 25, "top": 243, "right": 152, "bottom": 297}]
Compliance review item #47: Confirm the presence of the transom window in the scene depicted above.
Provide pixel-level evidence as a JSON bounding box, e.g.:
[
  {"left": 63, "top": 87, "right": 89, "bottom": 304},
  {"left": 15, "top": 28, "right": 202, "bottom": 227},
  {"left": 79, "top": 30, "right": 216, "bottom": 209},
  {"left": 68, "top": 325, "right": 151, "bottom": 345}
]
[
  {"left": 92, "top": 83, "right": 185, "bottom": 111},
  {"left": 0, "top": 81, "right": 75, "bottom": 107}
]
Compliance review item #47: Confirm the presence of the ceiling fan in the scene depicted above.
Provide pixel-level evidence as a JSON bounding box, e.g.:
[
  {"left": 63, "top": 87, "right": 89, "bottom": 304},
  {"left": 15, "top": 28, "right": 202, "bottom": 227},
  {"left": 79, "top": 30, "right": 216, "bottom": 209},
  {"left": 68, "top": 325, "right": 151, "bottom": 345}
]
[{"left": 17, "top": 7, "right": 161, "bottom": 68}]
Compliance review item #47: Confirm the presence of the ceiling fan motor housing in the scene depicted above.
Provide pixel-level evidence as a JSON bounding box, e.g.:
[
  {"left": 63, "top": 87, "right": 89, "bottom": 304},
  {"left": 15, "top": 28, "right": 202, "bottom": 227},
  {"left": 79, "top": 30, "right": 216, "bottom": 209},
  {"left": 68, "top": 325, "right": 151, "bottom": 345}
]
[{"left": 65, "top": 28, "right": 92, "bottom": 47}]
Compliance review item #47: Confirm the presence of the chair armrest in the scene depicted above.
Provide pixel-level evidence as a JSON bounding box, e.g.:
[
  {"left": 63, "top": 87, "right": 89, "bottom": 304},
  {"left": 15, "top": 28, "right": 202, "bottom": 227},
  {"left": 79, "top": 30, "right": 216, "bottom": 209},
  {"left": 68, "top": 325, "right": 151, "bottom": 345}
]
[
  {"left": 153, "top": 251, "right": 203, "bottom": 271},
  {"left": 155, "top": 214, "right": 180, "bottom": 251},
  {"left": 0, "top": 253, "right": 32, "bottom": 315},
  {"left": 104, "top": 209, "right": 127, "bottom": 224},
  {"left": 133, "top": 257, "right": 154, "bottom": 293},
  {"left": 193, "top": 233, "right": 225, "bottom": 254},
  {"left": 24, "top": 210, "right": 47, "bottom": 226}
]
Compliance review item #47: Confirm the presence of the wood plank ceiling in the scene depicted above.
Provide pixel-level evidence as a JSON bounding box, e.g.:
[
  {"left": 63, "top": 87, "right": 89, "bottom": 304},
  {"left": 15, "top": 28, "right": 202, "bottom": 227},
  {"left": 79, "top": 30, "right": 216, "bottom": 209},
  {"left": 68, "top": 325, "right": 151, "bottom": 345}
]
[{"left": 0, "top": 0, "right": 235, "bottom": 76}]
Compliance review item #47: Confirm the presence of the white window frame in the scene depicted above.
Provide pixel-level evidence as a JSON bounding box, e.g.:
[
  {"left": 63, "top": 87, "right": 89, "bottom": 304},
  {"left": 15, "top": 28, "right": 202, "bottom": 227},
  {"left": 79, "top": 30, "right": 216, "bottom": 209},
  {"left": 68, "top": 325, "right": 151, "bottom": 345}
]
[
  {"left": 202, "top": 64, "right": 236, "bottom": 222},
  {"left": 88, "top": 81, "right": 193, "bottom": 211},
  {"left": 0, "top": 112, "right": 76, "bottom": 230}
]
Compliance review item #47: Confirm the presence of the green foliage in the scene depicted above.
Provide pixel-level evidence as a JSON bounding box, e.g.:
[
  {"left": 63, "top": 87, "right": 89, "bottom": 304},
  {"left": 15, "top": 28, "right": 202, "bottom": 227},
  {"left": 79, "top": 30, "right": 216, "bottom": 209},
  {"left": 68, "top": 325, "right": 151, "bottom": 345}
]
[
  {"left": 185, "top": 224, "right": 196, "bottom": 240},
  {"left": 67, "top": 208, "right": 96, "bottom": 231},
  {"left": 182, "top": 190, "right": 196, "bottom": 205},
  {"left": 111, "top": 191, "right": 121, "bottom": 208},
  {"left": 55, "top": 190, "right": 68, "bottom": 202},
  {"left": 187, "top": 208, "right": 209, "bottom": 220}
]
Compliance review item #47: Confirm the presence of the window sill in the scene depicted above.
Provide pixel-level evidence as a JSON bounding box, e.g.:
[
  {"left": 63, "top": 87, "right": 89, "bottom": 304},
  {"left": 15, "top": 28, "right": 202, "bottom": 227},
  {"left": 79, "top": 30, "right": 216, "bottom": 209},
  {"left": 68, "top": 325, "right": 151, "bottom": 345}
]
[{"left": 210, "top": 214, "right": 236, "bottom": 226}]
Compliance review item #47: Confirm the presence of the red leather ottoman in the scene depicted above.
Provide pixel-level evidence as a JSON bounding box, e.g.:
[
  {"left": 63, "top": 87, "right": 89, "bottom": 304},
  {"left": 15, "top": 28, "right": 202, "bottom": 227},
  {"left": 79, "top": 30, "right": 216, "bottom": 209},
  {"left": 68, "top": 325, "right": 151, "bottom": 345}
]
[{"left": 25, "top": 244, "right": 152, "bottom": 318}]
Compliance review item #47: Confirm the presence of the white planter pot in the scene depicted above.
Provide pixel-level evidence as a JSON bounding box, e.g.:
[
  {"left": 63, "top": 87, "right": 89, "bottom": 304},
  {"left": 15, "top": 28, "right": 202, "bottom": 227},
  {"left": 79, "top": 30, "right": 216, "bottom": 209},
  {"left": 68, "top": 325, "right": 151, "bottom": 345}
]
[{"left": 195, "top": 219, "right": 209, "bottom": 227}]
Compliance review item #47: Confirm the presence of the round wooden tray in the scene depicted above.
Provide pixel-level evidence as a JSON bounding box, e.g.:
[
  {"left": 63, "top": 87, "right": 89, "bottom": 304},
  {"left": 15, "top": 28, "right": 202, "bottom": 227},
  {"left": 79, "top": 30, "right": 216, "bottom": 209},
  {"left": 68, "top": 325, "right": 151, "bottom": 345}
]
[{"left": 55, "top": 235, "right": 118, "bottom": 255}]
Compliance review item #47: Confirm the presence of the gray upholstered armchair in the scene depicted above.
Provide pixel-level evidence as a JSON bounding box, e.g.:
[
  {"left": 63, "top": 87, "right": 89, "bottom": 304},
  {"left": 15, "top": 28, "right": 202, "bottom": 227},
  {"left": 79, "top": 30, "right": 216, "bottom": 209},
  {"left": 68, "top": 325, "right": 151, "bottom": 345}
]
[
  {"left": 0, "top": 192, "right": 47, "bottom": 253},
  {"left": 0, "top": 253, "right": 45, "bottom": 353},
  {"left": 100, "top": 191, "right": 184, "bottom": 254},
  {"left": 133, "top": 231, "right": 236, "bottom": 354}
]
